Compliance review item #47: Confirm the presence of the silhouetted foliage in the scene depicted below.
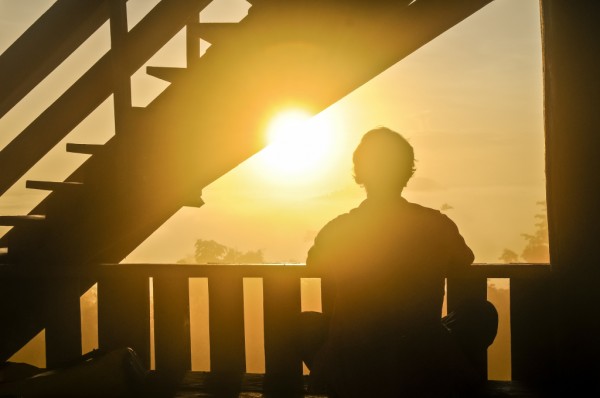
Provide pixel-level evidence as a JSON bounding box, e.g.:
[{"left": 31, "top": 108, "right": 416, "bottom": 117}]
[
  {"left": 500, "top": 201, "right": 549, "bottom": 263},
  {"left": 520, "top": 202, "right": 549, "bottom": 263},
  {"left": 179, "top": 239, "right": 264, "bottom": 264},
  {"left": 499, "top": 248, "right": 519, "bottom": 264},
  {"left": 440, "top": 203, "right": 454, "bottom": 211}
]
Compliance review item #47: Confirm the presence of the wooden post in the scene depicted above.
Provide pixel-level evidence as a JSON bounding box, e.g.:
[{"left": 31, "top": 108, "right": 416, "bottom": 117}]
[
  {"left": 98, "top": 275, "right": 151, "bottom": 368},
  {"left": 446, "top": 276, "right": 488, "bottom": 379},
  {"left": 45, "top": 277, "right": 82, "bottom": 368},
  {"left": 510, "top": 277, "right": 556, "bottom": 384},
  {"left": 207, "top": 275, "right": 245, "bottom": 374},
  {"left": 263, "top": 274, "right": 302, "bottom": 393},
  {"left": 109, "top": 0, "right": 131, "bottom": 135},
  {"left": 541, "top": 0, "right": 600, "bottom": 389},
  {"left": 153, "top": 276, "right": 191, "bottom": 377}
]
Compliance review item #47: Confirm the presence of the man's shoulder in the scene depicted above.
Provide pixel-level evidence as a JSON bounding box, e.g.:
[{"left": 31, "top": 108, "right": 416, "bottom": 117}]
[{"left": 404, "top": 200, "right": 449, "bottom": 219}]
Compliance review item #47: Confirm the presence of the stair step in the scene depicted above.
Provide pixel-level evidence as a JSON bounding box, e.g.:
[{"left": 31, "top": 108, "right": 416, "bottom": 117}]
[
  {"left": 183, "top": 196, "right": 205, "bottom": 208},
  {"left": 187, "top": 22, "right": 238, "bottom": 43},
  {"left": 146, "top": 66, "right": 186, "bottom": 83},
  {"left": 66, "top": 143, "right": 104, "bottom": 155},
  {"left": 0, "top": 215, "right": 46, "bottom": 226},
  {"left": 26, "top": 180, "right": 83, "bottom": 192}
]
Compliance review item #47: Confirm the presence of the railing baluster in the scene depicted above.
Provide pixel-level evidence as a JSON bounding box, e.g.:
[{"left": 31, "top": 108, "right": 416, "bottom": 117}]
[
  {"left": 45, "top": 277, "right": 82, "bottom": 367},
  {"left": 208, "top": 275, "right": 245, "bottom": 374},
  {"left": 263, "top": 274, "right": 302, "bottom": 393},
  {"left": 98, "top": 275, "right": 151, "bottom": 368},
  {"left": 510, "top": 276, "right": 555, "bottom": 384},
  {"left": 446, "top": 276, "right": 488, "bottom": 379},
  {"left": 153, "top": 276, "right": 191, "bottom": 377}
]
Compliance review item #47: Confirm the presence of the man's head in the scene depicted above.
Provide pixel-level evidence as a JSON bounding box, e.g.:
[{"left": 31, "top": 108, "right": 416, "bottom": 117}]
[{"left": 353, "top": 127, "right": 415, "bottom": 194}]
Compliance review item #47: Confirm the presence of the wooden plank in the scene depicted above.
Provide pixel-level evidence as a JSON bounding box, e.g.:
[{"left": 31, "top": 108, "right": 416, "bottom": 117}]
[
  {"left": 153, "top": 276, "right": 191, "bottom": 376},
  {"left": 541, "top": 0, "right": 600, "bottom": 386},
  {"left": 207, "top": 275, "right": 245, "bottom": 373},
  {"left": 446, "top": 276, "right": 488, "bottom": 379},
  {"left": 187, "top": 23, "right": 239, "bottom": 44},
  {"left": 182, "top": 196, "right": 205, "bottom": 208},
  {"left": 0, "top": 215, "right": 45, "bottom": 227},
  {"left": 0, "top": 0, "right": 211, "bottom": 197},
  {"left": 320, "top": 277, "right": 335, "bottom": 318},
  {"left": 98, "top": 274, "right": 151, "bottom": 368},
  {"left": 510, "top": 277, "right": 556, "bottom": 384},
  {"left": 2, "top": 263, "right": 552, "bottom": 281},
  {"left": 186, "top": 12, "right": 200, "bottom": 64},
  {"left": 0, "top": 0, "right": 110, "bottom": 119},
  {"left": 45, "top": 277, "right": 82, "bottom": 368},
  {"left": 109, "top": 0, "right": 132, "bottom": 135},
  {"left": 263, "top": 274, "right": 302, "bottom": 393},
  {"left": 66, "top": 143, "right": 104, "bottom": 155},
  {"left": 146, "top": 66, "right": 186, "bottom": 83},
  {"left": 25, "top": 180, "right": 82, "bottom": 192}
]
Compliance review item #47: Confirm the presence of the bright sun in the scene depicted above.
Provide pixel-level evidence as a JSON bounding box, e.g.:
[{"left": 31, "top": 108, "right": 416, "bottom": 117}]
[{"left": 256, "top": 109, "right": 335, "bottom": 182}]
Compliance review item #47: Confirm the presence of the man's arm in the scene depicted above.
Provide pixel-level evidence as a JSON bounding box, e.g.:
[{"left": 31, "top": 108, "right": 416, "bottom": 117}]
[{"left": 441, "top": 214, "right": 474, "bottom": 277}]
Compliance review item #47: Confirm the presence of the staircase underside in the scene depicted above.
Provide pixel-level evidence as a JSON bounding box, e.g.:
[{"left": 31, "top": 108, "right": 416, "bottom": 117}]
[{"left": 0, "top": 0, "right": 493, "bottom": 362}]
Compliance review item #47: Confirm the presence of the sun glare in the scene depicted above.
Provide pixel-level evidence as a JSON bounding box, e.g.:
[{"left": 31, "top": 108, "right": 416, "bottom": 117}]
[{"left": 256, "top": 110, "right": 335, "bottom": 182}]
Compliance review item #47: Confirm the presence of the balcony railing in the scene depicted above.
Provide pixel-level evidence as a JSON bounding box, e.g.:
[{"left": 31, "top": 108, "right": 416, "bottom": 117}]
[{"left": 0, "top": 263, "right": 554, "bottom": 392}]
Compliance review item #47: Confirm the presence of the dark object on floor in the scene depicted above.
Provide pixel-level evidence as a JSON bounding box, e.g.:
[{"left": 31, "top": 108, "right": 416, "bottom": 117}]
[{"left": 0, "top": 347, "right": 147, "bottom": 397}]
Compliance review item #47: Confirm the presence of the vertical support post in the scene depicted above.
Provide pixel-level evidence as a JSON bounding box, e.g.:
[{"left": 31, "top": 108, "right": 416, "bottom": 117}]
[
  {"left": 98, "top": 275, "right": 150, "bottom": 368},
  {"left": 446, "top": 276, "right": 488, "bottom": 379},
  {"left": 186, "top": 13, "right": 200, "bottom": 66},
  {"left": 320, "top": 277, "right": 335, "bottom": 318},
  {"left": 510, "top": 277, "right": 556, "bottom": 385},
  {"left": 541, "top": 1, "right": 600, "bottom": 389},
  {"left": 45, "top": 277, "right": 82, "bottom": 368},
  {"left": 263, "top": 273, "right": 302, "bottom": 393},
  {"left": 208, "top": 275, "right": 245, "bottom": 374},
  {"left": 153, "top": 276, "right": 191, "bottom": 377},
  {"left": 109, "top": 0, "right": 132, "bottom": 133}
]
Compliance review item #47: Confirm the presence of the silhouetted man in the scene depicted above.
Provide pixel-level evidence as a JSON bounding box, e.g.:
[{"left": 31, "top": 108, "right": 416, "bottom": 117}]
[{"left": 304, "top": 127, "right": 497, "bottom": 397}]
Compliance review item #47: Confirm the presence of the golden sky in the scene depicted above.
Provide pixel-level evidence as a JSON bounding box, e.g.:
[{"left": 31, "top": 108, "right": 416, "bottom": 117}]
[{"left": 0, "top": 0, "right": 546, "bottom": 264}]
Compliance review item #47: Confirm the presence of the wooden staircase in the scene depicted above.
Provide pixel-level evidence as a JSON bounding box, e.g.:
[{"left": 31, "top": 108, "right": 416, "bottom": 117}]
[{"left": 0, "top": 0, "right": 493, "bottom": 365}]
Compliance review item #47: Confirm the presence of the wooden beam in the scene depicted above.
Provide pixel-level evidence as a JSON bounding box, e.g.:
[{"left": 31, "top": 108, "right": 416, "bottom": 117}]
[
  {"left": 510, "top": 277, "right": 556, "bottom": 385},
  {"left": 0, "top": 0, "right": 112, "bottom": 119},
  {"left": 263, "top": 274, "right": 302, "bottom": 393},
  {"left": 98, "top": 274, "right": 151, "bottom": 368},
  {"left": 0, "top": 215, "right": 45, "bottom": 227},
  {"left": 109, "top": 0, "right": 132, "bottom": 135},
  {"left": 187, "top": 23, "right": 239, "bottom": 44},
  {"left": 207, "top": 275, "right": 245, "bottom": 373},
  {"left": 153, "top": 276, "right": 191, "bottom": 377},
  {"left": 0, "top": 0, "right": 212, "bottom": 197},
  {"left": 446, "top": 276, "right": 488, "bottom": 379},
  {"left": 541, "top": 0, "right": 600, "bottom": 388},
  {"left": 66, "top": 143, "right": 104, "bottom": 155},
  {"left": 26, "top": 180, "right": 82, "bottom": 192},
  {"left": 146, "top": 66, "right": 186, "bottom": 83},
  {"left": 45, "top": 278, "right": 82, "bottom": 368}
]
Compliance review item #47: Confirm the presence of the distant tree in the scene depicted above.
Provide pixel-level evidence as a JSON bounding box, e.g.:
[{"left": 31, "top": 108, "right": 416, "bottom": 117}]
[
  {"left": 521, "top": 201, "right": 549, "bottom": 263},
  {"left": 499, "top": 201, "right": 550, "bottom": 263},
  {"left": 499, "top": 248, "right": 519, "bottom": 264},
  {"left": 440, "top": 203, "right": 454, "bottom": 211},
  {"left": 181, "top": 239, "right": 265, "bottom": 264}
]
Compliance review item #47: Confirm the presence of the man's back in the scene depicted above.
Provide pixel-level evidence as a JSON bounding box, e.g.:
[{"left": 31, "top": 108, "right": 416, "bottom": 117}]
[
  {"left": 308, "top": 196, "right": 473, "bottom": 342},
  {"left": 303, "top": 128, "right": 491, "bottom": 397}
]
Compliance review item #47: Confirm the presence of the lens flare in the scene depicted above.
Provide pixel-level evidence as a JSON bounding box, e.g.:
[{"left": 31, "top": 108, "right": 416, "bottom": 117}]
[{"left": 257, "top": 109, "right": 334, "bottom": 182}]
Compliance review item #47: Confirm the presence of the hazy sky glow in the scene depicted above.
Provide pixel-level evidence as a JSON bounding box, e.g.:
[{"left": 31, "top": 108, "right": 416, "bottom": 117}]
[{"left": 0, "top": 0, "right": 546, "bottom": 264}]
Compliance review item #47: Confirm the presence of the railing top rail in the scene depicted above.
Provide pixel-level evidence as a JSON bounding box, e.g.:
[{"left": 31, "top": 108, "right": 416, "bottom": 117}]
[{"left": 0, "top": 263, "right": 552, "bottom": 279}]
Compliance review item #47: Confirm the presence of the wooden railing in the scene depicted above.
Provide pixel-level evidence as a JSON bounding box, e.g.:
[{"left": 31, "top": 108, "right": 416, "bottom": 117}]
[{"left": 0, "top": 263, "right": 554, "bottom": 389}]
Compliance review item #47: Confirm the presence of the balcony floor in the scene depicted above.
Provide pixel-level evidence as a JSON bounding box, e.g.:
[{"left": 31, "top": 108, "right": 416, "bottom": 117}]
[{"left": 146, "top": 372, "right": 543, "bottom": 398}]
